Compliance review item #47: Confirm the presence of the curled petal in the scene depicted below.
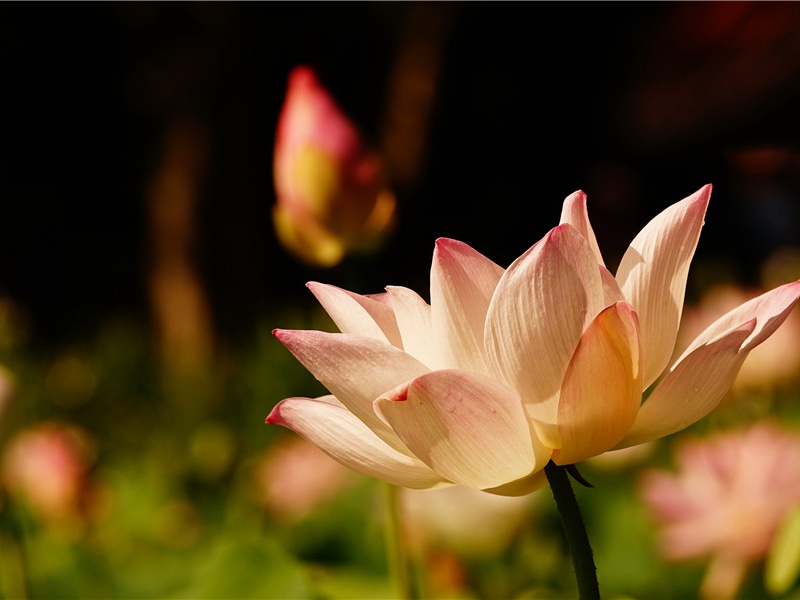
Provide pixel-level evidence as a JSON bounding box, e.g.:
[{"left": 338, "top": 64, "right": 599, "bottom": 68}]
[
  {"left": 374, "top": 370, "right": 549, "bottom": 490},
  {"left": 486, "top": 224, "right": 606, "bottom": 427},
  {"left": 308, "top": 282, "right": 402, "bottom": 347},
  {"left": 553, "top": 302, "right": 642, "bottom": 464},
  {"left": 274, "top": 329, "right": 430, "bottom": 453},
  {"left": 267, "top": 396, "right": 448, "bottom": 489},
  {"left": 386, "top": 286, "right": 437, "bottom": 368},
  {"left": 430, "top": 238, "right": 504, "bottom": 374},
  {"left": 560, "top": 190, "right": 605, "bottom": 266},
  {"left": 616, "top": 320, "right": 756, "bottom": 449},
  {"left": 616, "top": 185, "right": 711, "bottom": 388},
  {"left": 677, "top": 280, "right": 800, "bottom": 360}
]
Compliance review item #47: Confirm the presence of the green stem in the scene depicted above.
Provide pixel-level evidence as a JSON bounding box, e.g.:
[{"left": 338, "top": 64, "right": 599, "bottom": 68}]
[
  {"left": 545, "top": 461, "right": 600, "bottom": 600},
  {"left": 382, "top": 482, "right": 416, "bottom": 600}
]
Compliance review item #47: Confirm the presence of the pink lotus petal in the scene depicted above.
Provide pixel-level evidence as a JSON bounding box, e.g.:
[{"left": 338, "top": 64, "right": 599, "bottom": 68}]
[
  {"left": 617, "top": 320, "right": 755, "bottom": 449},
  {"left": 616, "top": 185, "right": 711, "bottom": 388},
  {"left": 560, "top": 190, "right": 605, "bottom": 266},
  {"left": 430, "top": 238, "right": 504, "bottom": 375},
  {"left": 273, "top": 329, "right": 430, "bottom": 453},
  {"left": 677, "top": 280, "right": 800, "bottom": 361},
  {"left": 385, "top": 286, "right": 437, "bottom": 368},
  {"left": 308, "top": 282, "right": 402, "bottom": 347},
  {"left": 374, "top": 370, "right": 549, "bottom": 490},
  {"left": 553, "top": 302, "right": 642, "bottom": 465},
  {"left": 267, "top": 396, "right": 448, "bottom": 489},
  {"left": 486, "top": 224, "right": 606, "bottom": 428}
]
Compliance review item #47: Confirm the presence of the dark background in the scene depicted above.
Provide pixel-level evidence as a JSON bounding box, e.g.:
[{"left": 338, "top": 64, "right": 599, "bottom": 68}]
[{"left": 2, "top": 2, "right": 800, "bottom": 347}]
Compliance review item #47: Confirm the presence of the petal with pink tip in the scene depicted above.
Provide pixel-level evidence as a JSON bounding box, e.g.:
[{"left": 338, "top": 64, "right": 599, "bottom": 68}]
[
  {"left": 552, "top": 302, "right": 642, "bottom": 465},
  {"left": 307, "top": 282, "right": 402, "bottom": 347},
  {"left": 274, "top": 329, "right": 430, "bottom": 453},
  {"left": 485, "top": 225, "right": 606, "bottom": 431},
  {"left": 677, "top": 280, "right": 800, "bottom": 361},
  {"left": 385, "top": 286, "right": 438, "bottom": 368},
  {"left": 560, "top": 190, "right": 605, "bottom": 266},
  {"left": 615, "top": 320, "right": 756, "bottom": 449},
  {"left": 616, "top": 185, "right": 711, "bottom": 388},
  {"left": 430, "top": 238, "right": 504, "bottom": 375},
  {"left": 267, "top": 396, "right": 449, "bottom": 489},
  {"left": 374, "top": 370, "right": 549, "bottom": 490}
]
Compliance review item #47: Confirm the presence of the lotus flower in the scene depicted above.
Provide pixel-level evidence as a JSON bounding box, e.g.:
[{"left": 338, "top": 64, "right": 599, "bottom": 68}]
[
  {"left": 267, "top": 185, "right": 800, "bottom": 495},
  {"left": 639, "top": 421, "right": 800, "bottom": 599},
  {"left": 272, "top": 66, "right": 396, "bottom": 267}
]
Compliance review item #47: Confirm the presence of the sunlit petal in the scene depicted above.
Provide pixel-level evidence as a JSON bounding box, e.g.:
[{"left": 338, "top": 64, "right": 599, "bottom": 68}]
[
  {"left": 554, "top": 302, "right": 642, "bottom": 464},
  {"left": 486, "top": 224, "right": 605, "bottom": 429},
  {"left": 616, "top": 320, "right": 756, "bottom": 449},
  {"left": 274, "top": 329, "right": 429, "bottom": 453},
  {"left": 267, "top": 396, "right": 449, "bottom": 489},
  {"left": 307, "top": 282, "right": 402, "bottom": 347},
  {"left": 678, "top": 280, "right": 800, "bottom": 360},
  {"left": 374, "top": 370, "right": 549, "bottom": 490},
  {"left": 560, "top": 190, "right": 605, "bottom": 266},
  {"left": 616, "top": 185, "right": 711, "bottom": 388},
  {"left": 430, "top": 238, "right": 504, "bottom": 375},
  {"left": 386, "top": 285, "right": 437, "bottom": 368}
]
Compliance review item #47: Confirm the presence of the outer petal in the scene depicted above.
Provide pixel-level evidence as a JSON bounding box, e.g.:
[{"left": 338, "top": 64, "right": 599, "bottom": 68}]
[
  {"left": 267, "top": 396, "right": 448, "bottom": 489},
  {"left": 374, "top": 370, "right": 550, "bottom": 490},
  {"left": 616, "top": 185, "right": 711, "bottom": 388},
  {"left": 430, "top": 238, "right": 505, "bottom": 375},
  {"left": 560, "top": 190, "right": 605, "bottom": 266},
  {"left": 615, "top": 320, "right": 756, "bottom": 449},
  {"left": 553, "top": 302, "right": 642, "bottom": 465},
  {"left": 385, "top": 286, "right": 437, "bottom": 368},
  {"left": 677, "top": 280, "right": 800, "bottom": 360},
  {"left": 485, "top": 225, "right": 606, "bottom": 436},
  {"left": 307, "top": 282, "right": 402, "bottom": 347},
  {"left": 274, "top": 329, "right": 430, "bottom": 453}
]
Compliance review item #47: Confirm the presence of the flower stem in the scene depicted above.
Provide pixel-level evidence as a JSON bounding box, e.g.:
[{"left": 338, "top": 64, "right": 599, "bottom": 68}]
[
  {"left": 545, "top": 461, "right": 600, "bottom": 600},
  {"left": 382, "top": 482, "right": 417, "bottom": 600}
]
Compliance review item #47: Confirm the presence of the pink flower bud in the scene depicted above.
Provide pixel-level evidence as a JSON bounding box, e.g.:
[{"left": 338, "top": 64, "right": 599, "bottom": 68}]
[{"left": 273, "top": 66, "right": 396, "bottom": 267}]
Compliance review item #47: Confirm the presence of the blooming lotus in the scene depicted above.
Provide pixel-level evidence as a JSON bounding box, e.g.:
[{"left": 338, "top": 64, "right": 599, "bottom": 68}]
[
  {"left": 273, "top": 66, "right": 396, "bottom": 267},
  {"left": 267, "top": 185, "right": 800, "bottom": 495}
]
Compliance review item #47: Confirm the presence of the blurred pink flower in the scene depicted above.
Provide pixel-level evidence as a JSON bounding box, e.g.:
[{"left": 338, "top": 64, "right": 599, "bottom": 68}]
[
  {"left": 2, "top": 422, "right": 94, "bottom": 525},
  {"left": 273, "top": 66, "right": 396, "bottom": 267},
  {"left": 255, "top": 435, "right": 353, "bottom": 523},
  {"left": 640, "top": 422, "right": 800, "bottom": 599},
  {"left": 268, "top": 185, "right": 800, "bottom": 495}
]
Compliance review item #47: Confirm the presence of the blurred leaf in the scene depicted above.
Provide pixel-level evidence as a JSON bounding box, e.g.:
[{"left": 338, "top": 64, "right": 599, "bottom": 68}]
[
  {"left": 766, "top": 505, "right": 800, "bottom": 596},
  {"left": 174, "top": 536, "right": 310, "bottom": 599}
]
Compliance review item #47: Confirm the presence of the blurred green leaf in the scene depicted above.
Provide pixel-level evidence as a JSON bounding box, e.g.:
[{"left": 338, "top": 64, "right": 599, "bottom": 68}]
[{"left": 766, "top": 505, "right": 800, "bottom": 596}]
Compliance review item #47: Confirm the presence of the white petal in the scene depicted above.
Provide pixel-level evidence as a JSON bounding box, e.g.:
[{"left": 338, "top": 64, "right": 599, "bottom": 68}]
[
  {"left": 374, "top": 370, "right": 550, "bottom": 490},
  {"left": 267, "top": 396, "right": 449, "bottom": 489},
  {"left": 307, "top": 282, "right": 402, "bottom": 347},
  {"left": 430, "top": 238, "right": 504, "bottom": 375},
  {"left": 616, "top": 185, "right": 711, "bottom": 388},
  {"left": 485, "top": 224, "right": 606, "bottom": 429},
  {"left": 616, "top": 320, "right": 756, "bottom": 449},
  {"left": 677, "top": 280, "right": 800, "bottom": 361},
  {"left": 560, "top": 190, "right": 605, "bottom": 266},
  {"left": 274, "top": 329, "right": 430, "bottom": 453},
  {"left": 385, "top": 286, "right": 437, "bottom": 368}
]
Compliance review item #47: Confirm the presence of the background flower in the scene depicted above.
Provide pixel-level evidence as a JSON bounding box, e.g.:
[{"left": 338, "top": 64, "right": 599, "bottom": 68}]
[
  {"left": 639, "top": 421, "right": 800, "bottom": 599},
  {"left": 272, "top": 66, "right": 396, "bottom": 267}
]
